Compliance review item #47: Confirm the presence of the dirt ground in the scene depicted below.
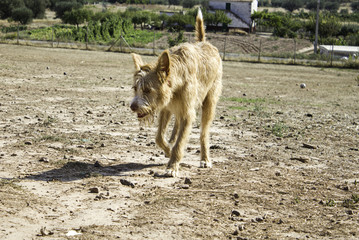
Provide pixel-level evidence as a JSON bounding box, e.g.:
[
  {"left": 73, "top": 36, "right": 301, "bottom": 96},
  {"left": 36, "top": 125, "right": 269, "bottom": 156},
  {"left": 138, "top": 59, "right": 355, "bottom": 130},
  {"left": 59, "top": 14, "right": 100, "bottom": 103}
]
[{"left": 0, "top": 44, "right": 358, "bottom": 240}]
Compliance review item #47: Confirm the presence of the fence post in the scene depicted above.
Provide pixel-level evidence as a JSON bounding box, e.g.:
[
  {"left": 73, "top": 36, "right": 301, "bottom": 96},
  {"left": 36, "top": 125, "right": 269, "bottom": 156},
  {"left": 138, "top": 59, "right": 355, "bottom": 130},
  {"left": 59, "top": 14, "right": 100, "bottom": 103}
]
[
  {"left": 258, "top": 39, "right": 262, "bottom": 62},
  {"left": 120, "top": 30, "right": 123, "bottom": 52},
  {"left": 330, "top": 43, "right": 334, "bottom": 67},
  {"left": 51, "top": 26, "right": 54, "bottom": 48},
  {"left": 223, "top": 36, "right": 227, "bottom": 61},
  {"left": 86, "top": 24, "right": 89, "bottom": 50},
  {"left": 153, "top": 31, "right": 155, "bottom": 55},
  {"left": 17, "top": 25, "right": 19, "bottom": 45},
  {"left": 293, "top": 38, "right": 297, "bottom": 64}
]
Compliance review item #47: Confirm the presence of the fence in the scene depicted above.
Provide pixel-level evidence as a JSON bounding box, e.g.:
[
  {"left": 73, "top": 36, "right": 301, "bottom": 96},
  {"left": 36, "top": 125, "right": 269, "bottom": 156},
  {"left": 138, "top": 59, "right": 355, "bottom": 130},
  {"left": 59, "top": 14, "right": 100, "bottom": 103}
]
[{"left": 0, "top": 24, "right": 358, "bottom": 68}]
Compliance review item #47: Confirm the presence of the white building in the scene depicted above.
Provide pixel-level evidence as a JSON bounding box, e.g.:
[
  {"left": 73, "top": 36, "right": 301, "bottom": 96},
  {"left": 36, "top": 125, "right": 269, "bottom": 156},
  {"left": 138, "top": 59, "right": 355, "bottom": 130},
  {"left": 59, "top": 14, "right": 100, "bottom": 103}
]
[
  {"left": 319, "top": 45, "right": 359, "bottom": 58},
  {"left": 209, "top": 0, "right": 258, "bottom": 32}
]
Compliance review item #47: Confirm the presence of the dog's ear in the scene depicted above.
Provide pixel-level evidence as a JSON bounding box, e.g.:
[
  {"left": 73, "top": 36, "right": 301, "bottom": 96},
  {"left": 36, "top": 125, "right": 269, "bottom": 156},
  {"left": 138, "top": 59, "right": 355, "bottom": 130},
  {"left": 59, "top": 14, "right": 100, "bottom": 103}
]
[
  {"left": 132, "top": 53, "right": 144, "bottom": 71},
  {"left": 156, "top": 50, "right": 170, "bottom": 76}
]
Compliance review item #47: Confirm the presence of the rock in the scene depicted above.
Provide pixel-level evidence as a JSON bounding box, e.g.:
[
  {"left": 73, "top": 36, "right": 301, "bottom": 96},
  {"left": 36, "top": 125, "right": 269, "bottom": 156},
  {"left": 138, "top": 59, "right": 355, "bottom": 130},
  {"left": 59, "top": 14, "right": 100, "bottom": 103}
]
[
  {"left": 94, "top": 161, "right": 102, "bottom": 167},
  {"left": 120, "top": 179, "right": 135, "bottom": 188},
  {"left": 179, "top": 184, "right": 190, "bottom": 189},
  {"left": 231, "top": 210, "right": 240, "bottom": 217},
  {"left": 300, "top": 83, "right": 306, "bottom": 88},
  {"left": 39, "top": 157, "right": 49, "bottom": 163},
  {"left": 24, "top": 141, "right": 32, "bottom": 145},
  {"left": 66, "top": 230, "right": 81, "bottom": 237},
  {"left": 233, "top": 192, "right": 240, "bottom": 199},
  {"left": 184, "top": 177, "right": 192, "bottom": 185},
  {"left": 238, "top": 225, "right": 245, "bottom": 231},
  {"left": 290, "top": 156, "right": 309, "bottom": 163},
  {"left": 302, "top": 143, "right": 317, "bottom": 149},
  {"left": 89, "top": 187, "right": 99, "bottom": 193},
  {"left": 63, "top": 72, "right": 67, "bottom": 75}
]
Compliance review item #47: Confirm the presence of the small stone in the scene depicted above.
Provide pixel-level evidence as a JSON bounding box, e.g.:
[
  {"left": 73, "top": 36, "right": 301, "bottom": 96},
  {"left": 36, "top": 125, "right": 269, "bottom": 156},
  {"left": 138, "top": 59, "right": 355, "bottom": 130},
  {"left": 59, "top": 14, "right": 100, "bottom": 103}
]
[
  {"left": 346, "top": 210, "right": 353, "bottom": 215},
  {"left": 275, "top": 172, "right": 281, "bottom": 176},
  {"left": 24, "top": 141, "right": 32, "bottom": 145},
  {"left": 302, "top": 143, "right": 317, "bottom": 149},
  {"left": 180, "top": 184, "right": 190, "bottom": 189},
  {"left": 231, "top": 210, "right": 240, "bottom": 217},
  {"left": 100, "top": 143, "right": 105, "bottom": 147},
  {"left": 63, "top": 72, "right": 67, "bottom": 75},
  {"left": 89, "top": 187, "right": 99, "bottom": 193},
  {"left": 94, "top": 161, "right": 102, "bottom": 167},
  {"left": 39, "top": 157, "right": 49, "bottom": 163},
  {"left": 300, "top": 83, "right": 306, "bottom": 89},
  {"left": 238, "top": 225, "right": 245, "bottom": 231},
  {"left": 120, "top": 179, "right": 135, "bottom": 188},
  {"left": 233, "top": 229, "right": 239, "bottom": 235},
  {"left": 184, "top": 177, "right": 192, "bottom": 185},
  {"left": 233, "top": 192, "right": 239, "bottom": 199}
]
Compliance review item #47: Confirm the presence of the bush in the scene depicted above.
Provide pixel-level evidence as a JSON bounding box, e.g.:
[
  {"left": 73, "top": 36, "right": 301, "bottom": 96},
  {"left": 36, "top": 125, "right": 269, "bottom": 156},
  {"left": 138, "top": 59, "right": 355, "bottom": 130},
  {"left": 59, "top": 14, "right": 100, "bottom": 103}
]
[
  {"left": 168, "top": 31, "right": 186, "bottom": 47},
  {"left": 11, "top": 6, "right": 33, "bottom": 24},
  {"left": 351, "top": 2, "right": 359, "bottom": 13}
]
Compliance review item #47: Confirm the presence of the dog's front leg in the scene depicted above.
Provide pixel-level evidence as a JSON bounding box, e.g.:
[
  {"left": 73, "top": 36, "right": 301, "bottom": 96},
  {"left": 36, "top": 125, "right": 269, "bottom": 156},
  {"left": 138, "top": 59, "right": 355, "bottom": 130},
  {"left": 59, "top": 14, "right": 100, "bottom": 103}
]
[
  {"left": 166, "top": 117, "right": 193, "bottom": 177},
  {"left": 155, "top": 109, "right": 171, "bottom": 157}
]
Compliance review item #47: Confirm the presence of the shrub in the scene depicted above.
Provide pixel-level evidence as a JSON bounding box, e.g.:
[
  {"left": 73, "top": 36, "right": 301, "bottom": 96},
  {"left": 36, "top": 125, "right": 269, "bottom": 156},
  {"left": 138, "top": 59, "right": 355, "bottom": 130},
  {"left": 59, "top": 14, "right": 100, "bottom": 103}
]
[{"left": 11, "top": 6, "right": 33, "bottom": 25}]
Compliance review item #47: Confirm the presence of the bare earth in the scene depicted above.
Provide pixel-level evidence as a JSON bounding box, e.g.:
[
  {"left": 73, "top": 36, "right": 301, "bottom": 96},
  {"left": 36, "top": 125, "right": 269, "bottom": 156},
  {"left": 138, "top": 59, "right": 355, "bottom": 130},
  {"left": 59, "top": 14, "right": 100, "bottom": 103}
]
[{"left": 0, "top": 44, "right": 358, "bottom": 240}]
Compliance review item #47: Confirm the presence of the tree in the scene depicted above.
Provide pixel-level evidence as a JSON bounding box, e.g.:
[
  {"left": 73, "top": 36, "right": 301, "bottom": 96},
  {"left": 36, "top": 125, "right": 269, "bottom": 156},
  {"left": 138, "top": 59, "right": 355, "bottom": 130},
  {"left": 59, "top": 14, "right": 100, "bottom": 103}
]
[
  {"left": 54, "top": 1, "right": 84, "bottom": 19},
  {"left": 11, "top": 6, "right": 33, "bottom": 25},
  {"left": 305, "top": 0, "right": 324, "bottom": 11},
  {"left": 306, "top": 13, "right": 341, "bottom": 39},
  {"left": 24, "top": 0, "right": 47, "bottom": 18},
  {"left": 282, "top": 0, "right": 304, "bottom": 12},
  {"left": 324, "top": 2, "right": 340, "bottom": 13},
  {"left": 62, "top": 8, "right": 92, "bottom": 28},
  {"left": 351, "top": 2, "right": 359, "bottom": 13},
  {"left": 0, "top": 0, "right": 24, "bottom": 19}
]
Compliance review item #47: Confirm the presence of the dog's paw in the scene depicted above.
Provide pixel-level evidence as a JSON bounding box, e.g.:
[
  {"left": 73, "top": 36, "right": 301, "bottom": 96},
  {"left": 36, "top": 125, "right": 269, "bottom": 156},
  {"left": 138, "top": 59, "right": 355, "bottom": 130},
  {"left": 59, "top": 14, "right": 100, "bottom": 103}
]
[
  {"left": 200, "top": 161, "right": 212, "bottom": 168},
  {"left": 164, "top": 169, "right": 178, "bottom": 177}
]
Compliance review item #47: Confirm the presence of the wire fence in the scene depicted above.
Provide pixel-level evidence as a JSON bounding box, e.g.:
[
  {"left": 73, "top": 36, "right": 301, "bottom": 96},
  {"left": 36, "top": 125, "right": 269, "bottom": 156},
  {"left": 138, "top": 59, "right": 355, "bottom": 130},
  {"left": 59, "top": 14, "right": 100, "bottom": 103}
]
[{"left": 1, "top": 25, "right": 358, "bottom": 68}]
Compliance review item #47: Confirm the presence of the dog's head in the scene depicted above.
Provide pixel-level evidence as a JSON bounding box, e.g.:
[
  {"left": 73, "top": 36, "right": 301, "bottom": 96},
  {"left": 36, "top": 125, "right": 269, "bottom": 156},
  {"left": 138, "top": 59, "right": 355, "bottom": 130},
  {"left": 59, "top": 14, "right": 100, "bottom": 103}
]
[{"left": 130, "top": 51, "right": 172, "bottom": 123}]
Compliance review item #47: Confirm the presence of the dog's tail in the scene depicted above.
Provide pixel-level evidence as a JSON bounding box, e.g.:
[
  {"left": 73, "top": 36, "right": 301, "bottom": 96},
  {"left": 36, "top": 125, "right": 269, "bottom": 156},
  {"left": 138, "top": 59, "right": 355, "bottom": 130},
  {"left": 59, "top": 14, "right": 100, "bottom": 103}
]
[{"left": 195, "top": 8, "right": 205, "bottom": 42}]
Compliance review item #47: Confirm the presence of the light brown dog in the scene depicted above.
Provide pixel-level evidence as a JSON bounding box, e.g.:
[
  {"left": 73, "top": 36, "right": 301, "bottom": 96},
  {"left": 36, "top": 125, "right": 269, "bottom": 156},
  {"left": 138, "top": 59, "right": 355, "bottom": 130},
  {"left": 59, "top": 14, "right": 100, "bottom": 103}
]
[{"left": 130, "top": 9, "right": 222, "bottom": 177}]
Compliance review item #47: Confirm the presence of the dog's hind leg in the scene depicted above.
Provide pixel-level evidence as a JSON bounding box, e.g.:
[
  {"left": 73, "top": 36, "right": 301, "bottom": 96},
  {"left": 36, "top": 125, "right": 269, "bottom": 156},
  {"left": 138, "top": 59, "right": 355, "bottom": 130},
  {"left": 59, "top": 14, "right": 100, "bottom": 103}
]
[
  {"left": 199, "top": 93, "right": 218, "bottom": 168},
  {"left": 168, "top": 116, "right": 179, "bottom": 145},
  {"left": 156, "top": 109, "right": 172, "bottom": 158}
]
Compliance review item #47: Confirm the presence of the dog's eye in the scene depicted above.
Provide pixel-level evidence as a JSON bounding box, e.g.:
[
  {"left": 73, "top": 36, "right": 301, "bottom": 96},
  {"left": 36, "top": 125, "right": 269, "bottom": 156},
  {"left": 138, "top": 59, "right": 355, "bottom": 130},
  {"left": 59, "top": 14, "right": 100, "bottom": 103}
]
[{"left": 143, "top": 88, "right": 151, "bottom": 94}]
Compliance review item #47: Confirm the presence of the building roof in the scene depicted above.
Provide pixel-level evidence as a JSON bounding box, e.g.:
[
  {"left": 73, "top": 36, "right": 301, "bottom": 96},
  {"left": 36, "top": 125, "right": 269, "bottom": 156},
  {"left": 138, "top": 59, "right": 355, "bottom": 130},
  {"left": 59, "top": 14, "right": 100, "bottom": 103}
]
[
  {"left": 320, "top": 45, "right": 359, "bottom": 53},
  {"left": 210, "top": 0, "right": 254, "bottom": 2}
]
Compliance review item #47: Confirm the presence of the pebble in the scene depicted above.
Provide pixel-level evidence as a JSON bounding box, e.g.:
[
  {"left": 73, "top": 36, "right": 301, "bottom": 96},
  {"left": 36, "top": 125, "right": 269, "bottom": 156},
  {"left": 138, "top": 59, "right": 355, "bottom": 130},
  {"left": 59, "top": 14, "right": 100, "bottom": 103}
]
[
  {"left": 179, "top": 184, "right": 190, "bottom": 189},
  {"left": 120, "top": 179, "right": 135, "bottom": 188},
  {"left": 39, "top": 157, "right": 49, "bottom": 163},
  {"left": 24, "top": 141, "right": 32, "bottom": 145},
  {"left": 184, "top": 177, "right": 192, "bottom": 185},
  {"left": 233, "top": 192, "right": 239, "bottom": 199},
  {"left": 231, "top": 210, "right": 240, "bottom": 217},
  {"left": 94, "top": 161, "right": 102, "bottom": 167},
  {"left": 89, "top": 187, "right": 99, "bottom": 193}
]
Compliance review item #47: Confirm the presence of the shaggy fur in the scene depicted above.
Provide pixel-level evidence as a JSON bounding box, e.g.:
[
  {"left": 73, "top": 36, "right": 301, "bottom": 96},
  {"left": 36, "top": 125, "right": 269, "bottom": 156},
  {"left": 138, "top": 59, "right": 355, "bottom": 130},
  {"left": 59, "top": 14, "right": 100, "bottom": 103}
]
[{"left": 130, "top": 8, "right": 222, "bottom": 177}]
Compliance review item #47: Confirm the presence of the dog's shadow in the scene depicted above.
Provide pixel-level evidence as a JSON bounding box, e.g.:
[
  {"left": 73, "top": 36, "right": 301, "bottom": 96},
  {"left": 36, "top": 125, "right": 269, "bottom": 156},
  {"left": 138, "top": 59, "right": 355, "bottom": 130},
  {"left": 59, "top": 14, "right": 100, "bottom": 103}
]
[{"left": 25, "top": 161, "right": 164, "bottom": 182}]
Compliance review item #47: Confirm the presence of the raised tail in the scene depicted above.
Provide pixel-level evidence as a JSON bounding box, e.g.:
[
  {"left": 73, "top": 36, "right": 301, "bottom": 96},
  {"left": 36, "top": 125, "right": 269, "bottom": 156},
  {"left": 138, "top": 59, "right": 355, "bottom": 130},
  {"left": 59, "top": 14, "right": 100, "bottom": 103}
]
[{"left": 195, "top": 8, "right": 205, "bottom": 42}]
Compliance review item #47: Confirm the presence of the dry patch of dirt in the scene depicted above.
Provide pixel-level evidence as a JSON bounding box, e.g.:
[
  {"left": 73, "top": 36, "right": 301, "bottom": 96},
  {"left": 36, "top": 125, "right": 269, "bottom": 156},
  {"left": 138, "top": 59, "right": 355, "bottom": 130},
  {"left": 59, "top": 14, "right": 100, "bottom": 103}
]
[{"left": 0, "top": 44, "right": 358, "bottom": 239}]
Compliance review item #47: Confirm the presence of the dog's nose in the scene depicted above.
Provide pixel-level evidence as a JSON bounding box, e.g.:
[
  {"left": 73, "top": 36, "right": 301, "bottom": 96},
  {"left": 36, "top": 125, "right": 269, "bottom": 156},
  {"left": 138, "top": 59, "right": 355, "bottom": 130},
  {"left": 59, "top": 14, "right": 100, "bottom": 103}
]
[{"left": 130, "top": 102, "right": 138, "bottom": 112}]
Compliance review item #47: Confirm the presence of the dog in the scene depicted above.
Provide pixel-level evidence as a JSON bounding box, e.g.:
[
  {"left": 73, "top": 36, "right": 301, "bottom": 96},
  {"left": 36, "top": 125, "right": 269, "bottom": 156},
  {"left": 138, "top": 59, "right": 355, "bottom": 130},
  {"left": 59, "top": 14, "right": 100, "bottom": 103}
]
[{"left": 130, "top": 8, "right": 222, "bottom": 177}]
